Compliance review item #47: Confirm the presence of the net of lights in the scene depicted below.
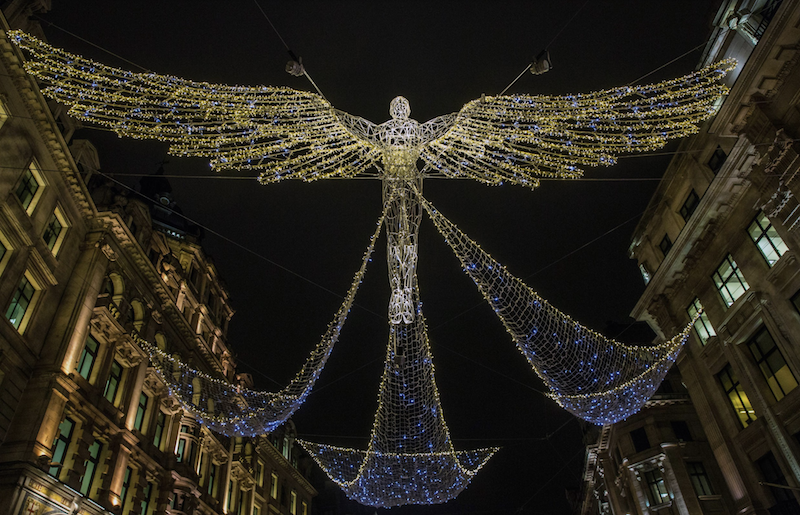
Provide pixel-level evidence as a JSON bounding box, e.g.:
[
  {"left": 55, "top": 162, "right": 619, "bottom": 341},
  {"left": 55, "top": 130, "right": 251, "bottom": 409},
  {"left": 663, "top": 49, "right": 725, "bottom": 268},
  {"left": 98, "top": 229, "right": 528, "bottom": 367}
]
[
  {"left": 419, "top": 193, "right": 700, "bottom": 425},
  {"left": 134, "top": 203, "right": 388, "bottom": 436},
  {"left": 299, "top": 294, "right": 499, "bottom": 507}
]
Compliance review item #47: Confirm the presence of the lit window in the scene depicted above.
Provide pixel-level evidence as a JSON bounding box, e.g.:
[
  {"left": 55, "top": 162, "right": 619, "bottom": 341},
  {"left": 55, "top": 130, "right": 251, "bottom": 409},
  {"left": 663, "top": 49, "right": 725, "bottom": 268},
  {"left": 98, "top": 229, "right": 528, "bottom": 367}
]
[
  {"left": 290, "top": 491, "right": 297, "bottom": 515},
  {"left": 680, "top": 189, "right": 700, "bottom": 221},
  {"left": 748, "top": 212, "right": 788, "bottom": 267},
  {"left": 639, "top": 262, "right": 651, "bottom": 285},
  {"left": 687, "top": 461, "right": 714, "bottom": 496},
  {"left": 708, "top": 146, "right": 727, "bottom": 174},
  {"left": 270, "top": 472, "right": 278, "bottom": 499},
  {"left": 153, "top": 411, "right": 166, "bottom": 448},
  {"left": 253, "top": 506, "right": 261, "bottom": 515},
  {"left": 134, "top": 393, "right": 149, "bottom": 431},
  {"left": 643, "top": 468, "right": 670, "bottom": 506},
  {"left": 302, "top": 501, "right": 307, "bottom": 515},
  {"left": 42, "top": 206, "right": 68, "bottom": 256},
  {"left": 5, "top": 273, "right": 37, "bottom": 331},
  {"left": 49, "top": 417, "right": 75, "bottom": 477},
  {"left": 257, "top": 460, "right": 264, "bottom": 487},
  {"left": 77, "top": 335, "right": 99, "bottom": 380},
  {"left": 718, "top": 364, "right": 756, "bottom": 428},
  {"left": 80, "top": 440, "right": 102, "bottom": 497},
  {"left": 713, "top": 255, "right": 749, "bottom": 307},
  {"left": 748, "top": 328, "right": 798, "bottom": 401},
  {"left": 103, "top": 360, "right": 123, "bottom": 403},
  {"left": 659, "top": 234, "right": 672, "bottom": 257},
  {"left": 120, "top": 466, "right": 133, "bottom": 510},
  {"left": 15, "top": 161, "right": 45, "bottom": 214},
  {"left": 687, "top": 298, "right": 715, "bottom": 345}
]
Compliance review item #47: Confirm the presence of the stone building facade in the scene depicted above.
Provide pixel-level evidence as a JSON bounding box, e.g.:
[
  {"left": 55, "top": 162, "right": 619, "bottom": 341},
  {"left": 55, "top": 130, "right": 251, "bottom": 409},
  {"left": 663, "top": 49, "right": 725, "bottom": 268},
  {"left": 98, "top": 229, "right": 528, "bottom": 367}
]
[
  {"left": 580, "top": 0, "right": 800, "bottom": 514},
  {"left": 0, "top": 7, "right": 315, "bottom": 515}
]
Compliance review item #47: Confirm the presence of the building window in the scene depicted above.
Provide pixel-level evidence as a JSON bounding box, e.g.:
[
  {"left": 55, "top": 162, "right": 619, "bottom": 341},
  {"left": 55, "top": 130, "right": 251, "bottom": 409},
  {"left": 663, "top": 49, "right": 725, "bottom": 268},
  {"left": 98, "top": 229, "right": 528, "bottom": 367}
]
[
  {"left": 748, "top": 212, "right": 788, "bottom": 267},
  {"left": 687, "top": 461, "right": 714, "bottom": 496},
  {"left": 207, "top": 462, "right": 218, "bottom": 496},
  {"left": 270, "top": 472, "right": 278, "bottom": 499},
  {"left": 290, "top": 491, "right": 297, "bottom": 515},
  {"left": 141, "top": 482, "right": 154, "bottom": 515},
  {"left": 748, "top": 327, "right": 798, "bottom": 401},
  {"left": 176, "top": 424, "right": 198, "bottom": 465},
  {"left": 227, "top": 480, "right": 234, "bottom": 512},
  {"left": 708, "top": 146, "right": 727, "bottom": 174},
  {"left": 42, "top": 206, "right": 69, "bottom": 256},
  {"left": 687, "top": 298, "right": 715, "bottom": 345},
  {"left": 301, "top": 501, "right": 308, "bottom": 515},
  {"left": 639, "top": 262, "right": 651, "bottom": 285},
  {"left": 659, "top": 234, "right": 672, "bottom": 257},
  {"left": 630, "top": 427, "right": 650, "bottom": 453},
  {"left": 671, "top": 420, "right": 692, "bottom": 442},
  {"left": 120, "top": 466, "right": 133, "bottom": 510},
  {"left": 134, "top": 393, "right": 149, "bottom": 431},
  {"left": 49, "top": 417, "right": 75, "bottom": 477},
  {"left": 5, "top": 273, "right": 37, "bottom": 331},
  {"left": 80, "top": 440, "right": 102, "bottom": 496},
  {"left": 15, "top": 162, "right": 44, "bottom": 213},
  {"left": 757, "top": 452, "right": 800, "bottom": 512},
  {"left": 253, "top": 506, "right": 261, "bottom": 515},
  {"left": 257, "top": 460, "right": 265, "bottom": 487},
  {"left": 718, "top": 364, "right": 756, "bottom": 428},
  {"left": 643, "top": 468, "right": 670, "bottom": 506},
  {"left": 77, "top": 335, "right": 99, "bottom": 380},
  {"left": 153, "top": 411, "right": 166, "bottom": 449},
  {"left": 713, "top": 254, "right": 749, "bottom": 307},
  {"left": 103, "top": 360, "right": 123, "bottom": 404},
  {"left": 680, "top": 189, "right": 700, "bottom": 221}
]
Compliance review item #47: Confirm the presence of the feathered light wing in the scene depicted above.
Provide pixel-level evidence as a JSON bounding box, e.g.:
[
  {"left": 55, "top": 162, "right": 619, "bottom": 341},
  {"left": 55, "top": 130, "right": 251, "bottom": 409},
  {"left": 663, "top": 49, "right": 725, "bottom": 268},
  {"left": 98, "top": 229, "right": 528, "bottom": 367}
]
[
  {"left": 421, "top": 59, "right": 735, "bottom": 189},
  {"left": 9, "top": 31, "right": 380, "bottom": 183}
]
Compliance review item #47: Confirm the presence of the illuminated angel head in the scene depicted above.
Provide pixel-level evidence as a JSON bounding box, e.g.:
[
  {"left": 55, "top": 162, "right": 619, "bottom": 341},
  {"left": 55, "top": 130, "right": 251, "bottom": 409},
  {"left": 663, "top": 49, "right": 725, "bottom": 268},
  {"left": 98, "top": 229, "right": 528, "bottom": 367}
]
[{"left": 390, "top": 96, "right": 411, "bottom": 120}]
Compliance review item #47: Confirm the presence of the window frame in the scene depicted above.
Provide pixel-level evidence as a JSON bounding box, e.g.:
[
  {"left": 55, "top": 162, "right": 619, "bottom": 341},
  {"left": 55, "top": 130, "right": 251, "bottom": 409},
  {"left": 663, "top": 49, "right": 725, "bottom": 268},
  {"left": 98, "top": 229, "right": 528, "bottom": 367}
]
[
  {"left": 77, "top": 335, "right": 100, "bottom": 381},
  {"left": 718, "top": 364, "right": 757, "bottom": 428},
  {"left": 15, "top": 160, "right": 46, "bottom": 215},
  {"left": 712, "top": 254, "right": 750, "bottom": 307},
  {"left": 80, "top": 439, "right": 103, "bottom": 497},
  {"left": 659, "top": 234, "right": 672, "bottom": 257},
  {"left": 748, "top": 212, "right": 788, "bottom": 267},
  {"left": 748, "top": 327, "right": 798, "bottom": 401},
  {"left": 49, "top": 416, "right": 75, "bottom": 478},
  {"left": 42, "top": 205, "right": 69, "bottom": 257},
  {"left": 5, "top": 271, "right": 40, "bottom": 333},
  {"left": 687, "top": 297, "right": 715, "bottom": 345},
  {"left": 134, "top": 392, "right": 149, "bottom": 432},
  {"left": 643, "top": 468, "right": 670, "bottom": 506},
  {"left": 686, "top": 461, "right": 714, "bottom": 496},
  {"left": 680, "top": 189, "right": 700, "bottom": 221},
  {"left": 103, "top": 360, "right": 124, "bottom": 404}
]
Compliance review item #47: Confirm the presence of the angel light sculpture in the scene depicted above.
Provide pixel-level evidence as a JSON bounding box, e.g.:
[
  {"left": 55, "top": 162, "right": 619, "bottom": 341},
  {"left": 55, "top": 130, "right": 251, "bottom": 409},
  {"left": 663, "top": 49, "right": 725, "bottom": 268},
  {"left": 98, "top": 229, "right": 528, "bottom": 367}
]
[{"left": 9, "top": 30, "right": 733, "bottom": 507}]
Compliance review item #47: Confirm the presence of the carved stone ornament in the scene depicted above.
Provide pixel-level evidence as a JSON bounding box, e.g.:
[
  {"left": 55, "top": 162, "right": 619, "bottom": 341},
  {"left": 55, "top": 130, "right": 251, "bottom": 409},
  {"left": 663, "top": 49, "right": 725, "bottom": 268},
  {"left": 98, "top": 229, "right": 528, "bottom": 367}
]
[
  {"left": 100, "top": 242, "right": 118, "bottom": 261},
  {"left": 151, "top": 310, "right": 163, "bottom": 324}
]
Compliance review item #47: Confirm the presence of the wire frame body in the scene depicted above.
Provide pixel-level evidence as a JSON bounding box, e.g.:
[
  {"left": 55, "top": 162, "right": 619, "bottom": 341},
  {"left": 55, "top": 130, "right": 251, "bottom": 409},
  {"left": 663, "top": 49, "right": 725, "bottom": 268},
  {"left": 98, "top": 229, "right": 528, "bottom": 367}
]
[
  {"left": 420, "top": 196, "right": 696, "bottom": 425},
  {"left": 301, "top": 179, "right": 497, "bottom": 507},
  {"left": 137, "top": 204, "right": 387, "bottom": 436}
]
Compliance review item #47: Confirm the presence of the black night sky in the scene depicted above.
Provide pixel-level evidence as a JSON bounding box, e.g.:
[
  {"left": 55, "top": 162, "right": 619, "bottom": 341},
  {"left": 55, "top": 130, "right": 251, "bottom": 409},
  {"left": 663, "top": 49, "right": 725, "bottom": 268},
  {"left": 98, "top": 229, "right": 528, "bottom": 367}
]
[{"left": 38, "top": 2, "right": 720, "bottom": 513}]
